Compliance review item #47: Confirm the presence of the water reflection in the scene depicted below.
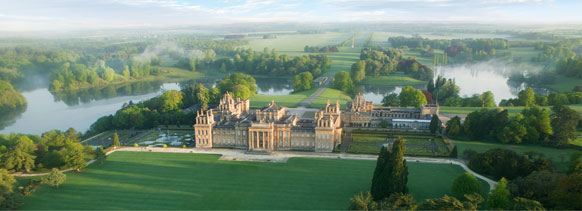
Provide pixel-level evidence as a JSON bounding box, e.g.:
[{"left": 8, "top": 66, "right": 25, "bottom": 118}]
[{"left": 355, "top": 84, "right": 426, "bottom": 104}]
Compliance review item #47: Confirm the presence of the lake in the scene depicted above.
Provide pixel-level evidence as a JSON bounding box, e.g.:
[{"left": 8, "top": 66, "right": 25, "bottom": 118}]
[{"left": 0, "top": 77, "right": 292, "bottom": 135}]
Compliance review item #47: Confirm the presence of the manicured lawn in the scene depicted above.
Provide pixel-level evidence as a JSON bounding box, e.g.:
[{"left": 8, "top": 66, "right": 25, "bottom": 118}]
[
  {"left": 361, "top": 72, "right": 426, "bottom": 86},
  {"left": 324, "top": 47, "right": 362, "bottom": 75},
  {"left": 452, "top": 140, "right": 579, "bottom": 172},
  {"left": 22, "top": 151, "right": 488, "bottom": 210},
  {"left": 250, "top": 88, "right": 318, "bottom": 108},
  {"left": 309, "top": 88, "right": 352, "bottom": 109}
]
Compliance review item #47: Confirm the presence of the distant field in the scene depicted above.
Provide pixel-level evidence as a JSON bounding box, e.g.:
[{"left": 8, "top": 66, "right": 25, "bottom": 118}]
[
  {"left": 361, "top": 72, "right": 426, "bottom": 86},
  {"left": 21, "top": 151, "right": 488, "bottom": 210},
  {"left": 309, "top": 88, "right": 352, "bottom": 109},
  {"left": 402, "top": 49, "right": 435, "bottom": 66},
  {"left": 244, "top": 32, "right": 351, "bottom": 57},
  {"left": 544, "top": 74, "right": 582, "bottom": 92},
  {"left": 452, "top": 140, "right": 579, "bottom": 172},
  {"left": 250, "top": 88, "right": 318, "bottom": 108},
  {"left": 323, "top": 47, "right": 362, "bottom": 75},
  {"left": 496, "top": 47, "right": 541, "bottom": 63}
]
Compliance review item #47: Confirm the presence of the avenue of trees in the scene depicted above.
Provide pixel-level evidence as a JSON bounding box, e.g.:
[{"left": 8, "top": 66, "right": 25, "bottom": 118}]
[
  {"left": 389, "top": 36, "right": 510, "bottom": 62},
  {"left": 233, "top": 48, "right": 331, "bottom": 77},
  {"left": 304, "top": 45, "right": 339, "bottom": 53}
]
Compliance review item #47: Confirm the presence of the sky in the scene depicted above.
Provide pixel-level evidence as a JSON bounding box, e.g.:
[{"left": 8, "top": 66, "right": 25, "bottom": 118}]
[{"left": 1, "top": 0, "right": 581, "bottom": 31}]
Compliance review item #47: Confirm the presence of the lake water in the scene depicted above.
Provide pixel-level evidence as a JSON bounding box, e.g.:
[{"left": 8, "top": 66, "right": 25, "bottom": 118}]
[
  {"left": 0, "top": 77, "right": 292, "bottom": 135},
  {"left": 357, "top": 84, "right": 427, "bottom": 105},
  {"left": 434, "top": 61, "right": 526, "bottom": 104}
]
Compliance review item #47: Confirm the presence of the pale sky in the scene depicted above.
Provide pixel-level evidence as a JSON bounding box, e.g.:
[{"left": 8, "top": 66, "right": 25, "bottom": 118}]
[{"left": 0, "top": 0, "right": 581, "bottom": 31}]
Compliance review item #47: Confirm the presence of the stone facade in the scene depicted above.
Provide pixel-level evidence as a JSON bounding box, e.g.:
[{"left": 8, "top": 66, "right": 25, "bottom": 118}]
[
  {"left": 194, "top": 93, "right": 342, "bottom": 152},
  {"left": 342, "top": 93, "right": 439, "bottom": 130},
  {"left": 194, "top": 92, "right": 438, "bottom": 152}
]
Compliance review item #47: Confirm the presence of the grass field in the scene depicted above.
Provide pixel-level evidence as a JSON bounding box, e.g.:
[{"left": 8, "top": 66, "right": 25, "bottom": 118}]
[
  {"left": 250, "top": 88, "right": 319, "bottom": 108},
  {"left": 361, "top": 72, "right": 427, "bottom": 86},
  {"left": 244, "top": 32, "right": 352, "bottom": 57},
  {"left": 323, "top": 47, "right": 362, "bottom": 75},
  {"left": 348, "top": 131, "right": 451, "bottom": 157},
  {"left": 544, "top": 74, "right": 582, "bottom": 92},
  {"left": 452, "top": 139, "right": 579, "bottom": 172},
  {"left": 21, "top": 151, "right": 488, "bottom": 210},
  {"left": 309, "top": 88, "right": 352, "bottom": 109}
]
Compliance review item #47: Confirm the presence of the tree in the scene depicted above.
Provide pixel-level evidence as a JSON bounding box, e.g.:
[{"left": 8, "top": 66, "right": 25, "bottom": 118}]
[
  {"left": 2, "top": 136, "right": 36, "bottom": 172},
  {"left": 102, "top": 67, "right": 116, "bottom": 82},
  {"left": 469, "top": 149, "right": 533, "bottom": 180},
  {"left": 507, "top": 170, "right": 561, "bottom": 206},
  {"left": 370, "top": 137, "right": 408, "bottom": 200},
  {"left": 232, "top": 85, "right": 251, "bottom": 99},
  {"left": 451, "top": 172, "right": 482, "bottom": 199},
  {"left": 569, "top": 152, "right": 582, "bottom": 174},
  {"left": 419, "top": 194, "right": 482, "bottom": 210},
  {"left": 94, "top": 147, "right": 106, "bottom": 165},
  {"left": 292, "top": 72, "right": 313, "bottom": 92},
  {"left": 160, "top": 90, "right": 183, "bottom": 112},
  {"left": 333, "top": 71, "right": 354, "bottom": 94},
  {"left": 188, "top": 57, "right": 196, "bottom": 71},
  {"left": 511, "top": 197, "right": 545, "bottom": 211},
  {"left": 63, "top": 142, "right": 87, "bottom": 172},
  {"left": 350, "top": 60, "right": 366, "bottom": 83},
  {"left": 399, "top": 86, "right": 427, "bottom": 108},
  {"left": 377, "top": 193, "right": 417, "bottom": 210},
  {"left": 429, "top": 114, "right": 439, "bottom": 134},
  {"left": 480, "top": 91, "right": 495, "bottom": 107},
  {"left": 445, "top": 116, "right": 462, "bottom": 137},
  {"left": 549, "top": 173, "right": 582, "bottom": 210},
  {"left": 382, "top": 93, "right": 400, "bottom": 106},
  {"left": 488, "top": 178, "right": 510, "bottom": 209},
  {"left": 348, "top": 191, "right": 375, "bottom": 210},
  {"left": 112, "top": 133, "right": 120, "bottom": 147},
  {"left": 0, "top": 169, "right": 16, "bottom": 208},
  {"left": 518, "top": 88, "right": 535, "bottom": 107},
  {"left": 46, "top": 168, "right": 66, "bottom": 188},
  {"left": 550, "top": 105, "right": 581, "bottom": 146},
  {"left": 122, "top": 65, "right": 130, "bottom": 81}
]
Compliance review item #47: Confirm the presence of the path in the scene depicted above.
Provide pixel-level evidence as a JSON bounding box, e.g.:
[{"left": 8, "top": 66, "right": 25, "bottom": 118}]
[{"left": 297, "top": 75, "right": 334, "bottom": 108}]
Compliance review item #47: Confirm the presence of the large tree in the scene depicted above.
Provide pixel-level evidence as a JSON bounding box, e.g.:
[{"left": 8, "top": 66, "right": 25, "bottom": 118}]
[
  {"left": 2, "top": 136, "right": 36, "bottom": 172},
  {"left": 518, "top": 88, "right": 535, "bottom": 107},
  {"left": 429, "top": 114, "right": 439, "bottom": 134},
  {"left": 511, "top": 197, "right": 545, "bottom": 211},
  {"left": 507, "top": 170, "right": 561, "bottom": 206},
  {"left": 549, "top": 173, "right": 582, "bottom": 210},
  {"left": 112, "top": 133, "right": 120, "bottom": 147},
  {"left": 94, "top": 146, "right": 107, "bottom": 165},
  {"left": 487, "top": 178, "right": 510, "bottom": 209},
  {"left": 445, "top": 116, "right": 462, "bottom": 137},
  {"left": 0, "top": 169, "right": 17, "bottom": 209},
  {"left": 451, "top": 172, "right": 482, "bottom": 199},
  {"left": 333, "top": 71, "right": 354, "bottom": 94},
  {"left": 550, "top": 105, "right": 581, "bottom": 146},
  {"left": 382, "top": 93, "right": 400, "bottom": 106},
  {"left": 370, "top": 137, "right": 408, "bottom": 200},
  {"left": 399, "top": 86, "right": 427, "bottom": 108},
  {"left": 62, "top": 142, "right": 88, "bottom": 172},
  {"left": 292, "top": 72, "right": 313, "bottom": 92},
  {"left": 480, "top": 91, "right": 495, "bottom": 107}
]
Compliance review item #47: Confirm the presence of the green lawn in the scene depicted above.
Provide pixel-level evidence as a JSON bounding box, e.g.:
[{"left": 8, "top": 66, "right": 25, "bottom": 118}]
[
  {"left": 323, "top": 47, "right": 362, "bottom": 75},
  {"left": 309, "top": 88, "right": 352, "bottom": 109},
  {"left": 544, "top": 74, "right": 582, "bottom": 92},
  {"left": 452, "top": 140, "right": 579, "bottom": 172},
  {"left": 21, "top": 151, "right": 488, "bottom": 210},
  {"left": 361, "top": 72, "right": 426, "bottom": 86}
]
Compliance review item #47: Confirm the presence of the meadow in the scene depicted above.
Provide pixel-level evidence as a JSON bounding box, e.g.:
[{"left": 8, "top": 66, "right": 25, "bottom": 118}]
[
  {"left": 21, "top": 151, "right": 488, "bottom": 210},
  {"left": 244, "top": 32, "right": 352, "bottom": 57}
]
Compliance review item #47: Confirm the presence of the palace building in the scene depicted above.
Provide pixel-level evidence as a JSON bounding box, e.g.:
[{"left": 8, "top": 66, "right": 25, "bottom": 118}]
[
  {"left": 342, "top": 93, "right": 439, "bottom": 130},
  {"left": 194, "top": 92, "right": 342, "bottom": 152},
  {"left": 194, "top": 92, "right": 438, "bottom": 152}
]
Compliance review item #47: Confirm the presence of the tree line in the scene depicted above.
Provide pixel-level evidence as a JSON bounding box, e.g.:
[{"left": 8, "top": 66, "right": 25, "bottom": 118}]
[
  {"left": 233, "top": 48, "right": 331, "bottom": 77},
  {"left": 500, "top": 87, "right": 582, "bottom": 107},
  {"left": 446, "top": 105, "right": 581, "bottom": 146},
  {"left": 464, "top": 148, "right": 582, "bottom": 210},
  {"left": 304, "top": 45, "right": 339, "bottom": 53}
]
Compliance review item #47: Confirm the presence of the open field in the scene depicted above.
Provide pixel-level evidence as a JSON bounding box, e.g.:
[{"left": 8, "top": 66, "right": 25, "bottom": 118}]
[
  {"left": 323, "top": 47, "right": 362, "bottom": 75},
  {"left": 361, "top": 72, "right": 426, "bottom": 86},
  {"left": 244, "top": 32, "right": 352, "bottom": 57},
  {"left": 250, "top": 88, "right": 319, "bottom": 108},
  {"left": 309, "top": 88, "right": 352, "bottom": 109},
  {"left": 21, "top": 151, "right": 488, "bottom": 210},
  {"left": 452, "top": 139, "right": 579, "bottom": 172},
  {"left": 544, "top": 74, "right": 582, "bottom": 92}
]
